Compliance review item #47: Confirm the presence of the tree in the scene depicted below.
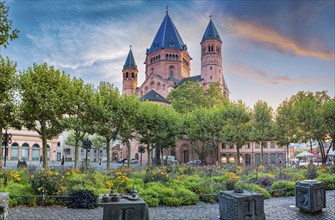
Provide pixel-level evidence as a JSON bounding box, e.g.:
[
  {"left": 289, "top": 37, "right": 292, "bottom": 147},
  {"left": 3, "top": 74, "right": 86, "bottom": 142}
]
[
  {"left": 275, "top": 98, "right": 298, "bottom": 165},
  {"left": 252, "top": 100, "right": 275, "bottom": 165},
  {"left": 0, "top": 56, "right": 18, "bottom": 168},
  {"left": 0, "top": 1, "right": 19, "bottom": 48},
  {"left": 17, "top": 63, "right": 72, "bottom": 169},
  {"left": 90, "top": 134, "right": 106, "bottom": 163},
  {"left": 322, "top": 99, "right": 335, "bottom": 152},
  {"left": 66, "top": 78, "right": 94, "bottom": 168},
  {"left": 293, "top": 91, "right": 330, "bottom": 163},
  {"left": 89, "top": 82, "right": 119, "bottom": 169},
  {"left": 117, "top": 95, "right": 140, "bottom": 168},
  {"left": 222, "top": 101, "right": 251, "bottom": 165},
  {"left": 167, "top": 81, "right": 227, "bottom": 114}
]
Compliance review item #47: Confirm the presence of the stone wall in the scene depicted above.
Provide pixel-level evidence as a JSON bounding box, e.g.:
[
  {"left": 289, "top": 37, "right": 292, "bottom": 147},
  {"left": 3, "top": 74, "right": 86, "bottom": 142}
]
[{"left": 0, "top": 192, "right": 9, "bottom": 220}]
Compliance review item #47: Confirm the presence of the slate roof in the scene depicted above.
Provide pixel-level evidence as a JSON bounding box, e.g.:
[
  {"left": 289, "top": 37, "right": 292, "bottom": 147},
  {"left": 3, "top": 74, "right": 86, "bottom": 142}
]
[
  {"left": 123, "top": 48, "right": 137, "bottom": 68},
  {"left": 139, "top": 90, "right": 170, "bottom": 103},
  {"left": 176, "top": 75, "right": 203, "bottom": 86},
  {"left": 201, "top": 18, "right": 222, "bottom": 43},
  {"left": 147, "top": 12, "right": 187, "bottom": 54}
]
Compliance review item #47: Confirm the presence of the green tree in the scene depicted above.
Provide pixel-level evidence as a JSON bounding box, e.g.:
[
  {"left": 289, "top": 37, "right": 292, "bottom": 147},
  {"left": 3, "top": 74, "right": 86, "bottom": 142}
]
[
  {"left": 275, "top": 98, "right": 297, "bottom": 165},
  {"left": 0, "top": 56, "right": 18, "bottom": 168},
  {"left": 167, "top": 82, "right": 227, "bottom": 114},
  {"left": 322, "top": 99, "right": 335, "bottom": 151},
  {"left": 0, "top": 1, "right": 19, "bottom": 48},
  {"left": 90, "top": 134, "right": 106, "bottom": 163},
  {"left": 17, "top": 63, "right": 72, "bottom": 169},
  {"left": 89, "top": 82, "right": 119, "bottom": 169},
  {"left": 66, "top": 78, "right": 94, "bottom": 168},
  {"left": 252, "top": 100, "right": 275, "bottom": 165},
  {"left": 222, "top": 101, "right": 251, "bottom": 165},
  {"left": 117, "top": 95, "right": 140, "bottom": 168}
]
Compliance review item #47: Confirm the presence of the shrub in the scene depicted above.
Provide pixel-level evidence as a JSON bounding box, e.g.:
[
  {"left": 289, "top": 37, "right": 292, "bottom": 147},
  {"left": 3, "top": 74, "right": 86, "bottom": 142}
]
[
  {"left": 66, "top": 190, "right": 97, "bottom": 209},
  {"left": 144, "top": 167, "right": 169, "bottom": 183},
  {"left": 317, "top": 174, "right": 335, "bottom": 190},
  {"left": 30, "top": 169, "right": 62, "bottom": 195},
  {"left": 5, "top": 183, "right": 36, "bottom": 206},
  {"left": 304, "top": 164, "right": 318, "bottom": 179},
  {"left": 140, "top": 187, "right": 159, "bottom": 207},
  {"left": 255, "top": 173, "right": 275, "bottom": 188},
  {"left": 271, "top": 180, "right": 295, "bottom": 197},
  {"left": 238, "top": 182, "right": 270, "bottom": 199}
]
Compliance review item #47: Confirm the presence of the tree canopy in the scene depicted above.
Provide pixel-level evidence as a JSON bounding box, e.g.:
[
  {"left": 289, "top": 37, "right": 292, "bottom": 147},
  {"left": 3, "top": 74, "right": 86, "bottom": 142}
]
[{"left": 0, "top": 1, "right": 19, "bottom": 48}]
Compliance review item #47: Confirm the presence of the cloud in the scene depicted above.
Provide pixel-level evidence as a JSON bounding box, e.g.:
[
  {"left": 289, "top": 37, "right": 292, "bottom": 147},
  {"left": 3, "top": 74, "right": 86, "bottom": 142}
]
[
  {"left": 226, "top": 62, "right": 328, "bottom": 85},
  {"left": 226, "top": 19, "right": 334, "bottom": 61}
]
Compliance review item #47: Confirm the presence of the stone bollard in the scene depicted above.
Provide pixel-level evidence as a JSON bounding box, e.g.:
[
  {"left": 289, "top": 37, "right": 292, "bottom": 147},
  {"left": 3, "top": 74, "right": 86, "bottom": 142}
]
[
  {"left": 0, "top": 193, "right": 9, "bottom": 220},
  {"left": 219, "top": 189, "right": 265, "bottom": 220},
  {"left": 295, "top": 180, "right": 327, "bottom": 213}
]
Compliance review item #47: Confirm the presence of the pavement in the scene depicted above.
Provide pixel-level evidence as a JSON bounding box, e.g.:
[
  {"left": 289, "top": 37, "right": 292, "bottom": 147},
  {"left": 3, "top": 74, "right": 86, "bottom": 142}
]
[{"left": 8, "top": 190, "right": 335, "bottom": 220}]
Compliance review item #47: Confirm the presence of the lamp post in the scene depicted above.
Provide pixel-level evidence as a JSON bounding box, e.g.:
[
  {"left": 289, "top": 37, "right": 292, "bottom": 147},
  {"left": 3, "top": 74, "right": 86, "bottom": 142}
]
[
  {"left": 1, "top": 130, "right": 12, "bottom": 167},
  {"left": 138, "top": 146, "right": 145, "bottom": 166},
  {"left": 82, "top": 138, "right": 92, "bottom": 169}
]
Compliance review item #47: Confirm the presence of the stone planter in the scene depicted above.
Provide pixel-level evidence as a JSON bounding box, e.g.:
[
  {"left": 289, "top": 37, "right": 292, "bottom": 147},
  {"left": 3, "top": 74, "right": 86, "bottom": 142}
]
[
  {"left": 99, "top": 194, "right": 147, "bottom": 220},
  {"left": 219, "top": 190, "right": 265, "bottom": 220},
  {"left": 0, "top": 193, "right": 9, "bottom": 220},
  {"left": 295, "top": 180, "right": 327, "bottom": 213}
]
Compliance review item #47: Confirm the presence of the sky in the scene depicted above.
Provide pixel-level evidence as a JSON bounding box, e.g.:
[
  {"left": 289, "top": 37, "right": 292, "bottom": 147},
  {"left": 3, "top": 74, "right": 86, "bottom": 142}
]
[{"left": 2, "top": 0, "right": 335, "bottom": 110}]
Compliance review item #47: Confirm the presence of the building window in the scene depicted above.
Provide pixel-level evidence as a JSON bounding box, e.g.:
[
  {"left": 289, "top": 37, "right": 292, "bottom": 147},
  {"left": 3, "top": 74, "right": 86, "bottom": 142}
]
[
  {"left": 221, "top": 154, "right": 227, "bottom": 163},
  {"left": 32, "top": 144, "right": 40, "bottom": 161},
  {"left": 270, "top": 153, "right": 276, "bottom": 165},
  {"left": 245, "top": 154, "right": 251, "bottom": 166},
  {"left": 222, "top": 143, "right": 226, "bottom": 149},
  {"left": 228, "top": 154, "right": 234, "bottom": 164},
  {"left": 255, "top": 154, "right": 261, "bottom": 166},
  {"left": 210, "top": 76, "right": 212, "bottom": 80},
  {"left": 210, "top": 66, "right": 212, "bottom": 70},
  {"left": 245, "top": 143, "right": 250, "bottom": 149},
  {"left": 132, "top": 72, "right": 135, "bottom": 79},
  {"left": 22, "top": 143, "right": 29, "bottom": 161},
  {"left": 11, "top": 143, "right": 19, "bottom": 160},
  {"left": 229, "top": 144, "right": 234, "bottom": 149},
  {"left": 264, "top": 153, "right": 269, "bottom": 165},
  {"left": 270, "top": 142, "right": 275, "bottom": 148},
  {"left": 255, "top": 143, "right": 261, "bottom": 149}
]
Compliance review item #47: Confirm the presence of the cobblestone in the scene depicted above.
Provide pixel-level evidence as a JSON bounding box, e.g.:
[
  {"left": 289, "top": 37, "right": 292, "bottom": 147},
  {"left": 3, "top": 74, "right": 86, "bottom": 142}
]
[{"left": 8, "top": 190, "right": 335, "bottom": 220}]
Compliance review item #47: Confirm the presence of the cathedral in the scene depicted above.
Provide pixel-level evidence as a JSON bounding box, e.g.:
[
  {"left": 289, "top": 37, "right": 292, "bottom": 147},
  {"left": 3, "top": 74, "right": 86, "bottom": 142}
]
[
  {"left": 122, "top": 9, "right": 229, "bottom": 102},
  {"left": 120, "top": 9, "right": 286, "bottom": 165}
]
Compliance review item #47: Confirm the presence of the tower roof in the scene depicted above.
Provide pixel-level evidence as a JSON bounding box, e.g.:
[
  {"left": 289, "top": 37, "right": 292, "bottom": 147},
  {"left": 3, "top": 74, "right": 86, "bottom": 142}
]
[
  {"left": 123, "top": 47, "right": 137, "bottom": 68},
  {"left": 148, "top": 10, "right": 187, "bottom": 54},
  {"left": 201, "top": 17, "right": 222, "bottom": 43}
]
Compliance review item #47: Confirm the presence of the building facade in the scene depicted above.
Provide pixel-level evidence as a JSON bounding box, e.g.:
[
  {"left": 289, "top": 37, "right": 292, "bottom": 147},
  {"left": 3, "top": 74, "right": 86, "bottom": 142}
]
[{"left": 121, "top": 9, "right": 286, "bottom": 166}]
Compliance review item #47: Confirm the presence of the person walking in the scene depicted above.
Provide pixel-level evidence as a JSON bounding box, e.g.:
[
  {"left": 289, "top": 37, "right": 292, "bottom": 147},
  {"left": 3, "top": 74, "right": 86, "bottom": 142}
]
[
  {"left": 61, "top": 156, "right": 65, "bottom": 166},
  {"left": 39, "top": 156, "right": 43, "bottom": 165}
]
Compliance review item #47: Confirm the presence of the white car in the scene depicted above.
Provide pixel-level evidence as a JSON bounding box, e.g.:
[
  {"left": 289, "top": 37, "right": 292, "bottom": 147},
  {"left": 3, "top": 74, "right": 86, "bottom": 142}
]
[{"left": 124, "top": 159, "right": 138, "bottom": 164}]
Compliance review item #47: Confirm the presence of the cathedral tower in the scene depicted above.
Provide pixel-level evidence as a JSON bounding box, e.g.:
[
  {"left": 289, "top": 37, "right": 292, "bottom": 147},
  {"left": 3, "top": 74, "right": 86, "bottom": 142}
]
[
  {"left": 144, "top": 8, "right": 191, "bottom": 81},
  {"left": 200, "top": 16, "right": 229, "bottom": 98},
  {"left": 122, "top": 46, "right": 138, "bottom": 95}
]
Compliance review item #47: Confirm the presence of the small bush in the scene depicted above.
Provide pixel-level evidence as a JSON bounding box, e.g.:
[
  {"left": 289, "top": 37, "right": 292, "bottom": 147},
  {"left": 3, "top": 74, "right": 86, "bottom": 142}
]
[
  {"left": 317, "top": 174, "right": 335, "bottom": 190},
  {"left": 238, "top": 182, "right": 270, "bottom": 199},
  {"left": 5, "top": 183, "right": 36, "bottom": 206},
  {"left": 271, "top": 180, "right": 295, "bottom": 197},
  {"left": 304, "top": 164, "right": 318, "bottom": 179},
  {"left": 67, "top": 190, "right": 97, "bottom": 209}
]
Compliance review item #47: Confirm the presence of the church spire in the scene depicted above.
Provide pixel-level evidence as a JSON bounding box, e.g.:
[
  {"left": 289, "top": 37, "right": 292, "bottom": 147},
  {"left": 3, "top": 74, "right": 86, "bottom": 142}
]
[
  {"left": 201, "top": 16, "right": 222, "bottom": 43},
  {"left": 147, "top": 8, "right": 187, "bottom": 54},
  {"left": 123, "top": 46, "right": 137, "bottom": 69}
]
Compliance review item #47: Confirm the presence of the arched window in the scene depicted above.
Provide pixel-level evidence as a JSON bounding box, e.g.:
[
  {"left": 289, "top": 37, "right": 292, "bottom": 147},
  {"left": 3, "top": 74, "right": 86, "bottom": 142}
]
[
  {"left": 32, "top": 144, "right": 40, "bottom": 161},
  {"left": 255, "top": 153, "right": 261, "bottom": 166},
  {"left": 270, "top": 153, "right": 276, "bottom": 165},
  {"left": 176, "top": 55, "right": 178, "bottom": 61},
  {"left": 278, "top": 153, "right": 284, "bottom": 165},
  {"left": 47, "top": 145, "right": 50, "bottom": 160},
  {"left": 22, "top": 143, "right": 29, "bottom": 161},
  {"left": 208, "top": 45, "right": 210, "bottom": 52},
  {"left": 245, "top": 154, "right": 251, "bottom": 166},
  {"left": 132, "top": 72, "right": 135, "bottom": 79},
  {"left": 158, "top": 55, "right": 160, "bottom": 61},
  {"left": 126, "top": 72, "right": 128, "bottom": 79},
  {"left": 169, "top": 65, "right": 175, "bottom": 78},
  {"left": 144, "top": 86, "right": 148, "bottom": 93},
  {"left": 211, "top": 45, "right": 214, "bottom": 52},
  {"left": 264, "top": 153, "right": 269, "bottom": 165},
  {"left": 156, "top": 82, "right": 161, "bottom": 90},
  {"left": 151, "top": 58, "right": 153, "bottom": 63},
  {"left": 228, "top": 154, "right": 235, "bottom": 164},
  {"left": 172, "top": 54, "right": 175, "bottom": 60},
  {"left": 150, "top": 81, "right": 155, "bottom": 89},
  {"left": 11, "top": 143, "right": 19, "bottom": 160},
  {"left": 221, "top": 154, "right": 227, "bottom": 164},
  {"left": 162, "top": 84, "right": 166, "bottom": 91}
]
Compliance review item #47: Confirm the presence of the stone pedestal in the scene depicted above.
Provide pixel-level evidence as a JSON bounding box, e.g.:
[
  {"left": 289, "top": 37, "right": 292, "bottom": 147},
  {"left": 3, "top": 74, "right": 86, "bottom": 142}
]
[
  {"left": 0, "top": 192, "right": 9, "bottom": 220},
  {"left": 219, "top": 190, "right": 265, "bottom": 220},
  {"left": 99, "top": 195, "right": 147, "bottom": 220},
  {"left": 295, "top": 180, "right": 327, "bottom": 213}
]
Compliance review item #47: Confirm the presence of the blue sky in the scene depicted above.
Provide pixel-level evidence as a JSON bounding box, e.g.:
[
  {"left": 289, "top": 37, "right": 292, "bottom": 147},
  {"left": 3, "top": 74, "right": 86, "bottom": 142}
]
[{"left": 2, "top": 0, "right": 334, "bottom": 109}]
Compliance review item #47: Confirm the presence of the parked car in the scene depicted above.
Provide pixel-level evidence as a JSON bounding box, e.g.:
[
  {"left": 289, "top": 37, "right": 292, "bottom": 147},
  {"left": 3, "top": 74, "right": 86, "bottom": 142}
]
[
  {"left": 186, "top": 160, "right": 207, "bottom": 165},
  {"left": 117, "top": 158, "right": 127, "bottom": 163},
  {"left": 163, "top": 156, "right": 179, "bottom": 164},
  {"left": 123, "top": 159, "right": 138, "bottom": 164}
]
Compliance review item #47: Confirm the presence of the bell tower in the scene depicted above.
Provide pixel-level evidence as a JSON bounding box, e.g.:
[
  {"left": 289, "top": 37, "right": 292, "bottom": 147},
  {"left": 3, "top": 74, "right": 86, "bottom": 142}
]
[
  {"left": 122, "top": 46, "right": 138, "bottom": 95},
  {"left": 200, "top": 16, "right": 229, "bottom": 98}
]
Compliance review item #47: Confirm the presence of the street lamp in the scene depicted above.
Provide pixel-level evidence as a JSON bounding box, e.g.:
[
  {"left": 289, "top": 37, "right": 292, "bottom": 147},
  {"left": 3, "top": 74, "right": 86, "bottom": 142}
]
[
  {"left": 82, "top": 138, "right": 92, "bottom": 169},
  {"left": 138, "top": 146, "right": 145, "bottom": 166},
  {"left": 1, "top": 130, "right": 12, "bottom": 167}
]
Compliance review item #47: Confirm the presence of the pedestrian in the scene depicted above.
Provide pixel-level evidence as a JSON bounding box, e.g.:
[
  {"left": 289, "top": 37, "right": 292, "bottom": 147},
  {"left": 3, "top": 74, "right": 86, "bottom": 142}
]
[
  {"left": 39, "top": 155, "right": 43, "bottom": 165},
  {"left": 99, "top": 158, "right": 101, "bottom": 165},
  {"left": 61, "top": 156, "right": 65, "bottom": 166}
]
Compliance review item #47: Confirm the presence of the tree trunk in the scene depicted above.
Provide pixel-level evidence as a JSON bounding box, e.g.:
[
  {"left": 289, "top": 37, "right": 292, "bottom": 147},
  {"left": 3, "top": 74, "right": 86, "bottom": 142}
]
[
  {"left": 146, "top": 142, "right": 151, "bottom": 166},
  {"left": 260, "top": 142, "right": 264, "bottom": 165},
  {"left": 126, "top": 140, "right": 131, "bottom": 168},
  {"left": 0, "top": 131, "right": 3, "bottom": 169},
  {"left": 236, "top": 145, "right": 240, "bottom": 165},
  {"left": 74, "top": 139, "right": 79, "bottom": 168},
  {"left": 106, "top": 138, "right": 111, "bottom": 169},
  {"left": 41, "top": 127, "right": 48, "bottom": 169}
]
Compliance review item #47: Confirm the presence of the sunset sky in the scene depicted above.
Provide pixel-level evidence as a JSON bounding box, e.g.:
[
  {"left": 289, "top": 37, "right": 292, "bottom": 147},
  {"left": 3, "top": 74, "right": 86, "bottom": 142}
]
[{"left": 2, "top": 0, "right": 334, "bottom": 109}]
